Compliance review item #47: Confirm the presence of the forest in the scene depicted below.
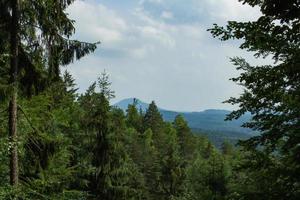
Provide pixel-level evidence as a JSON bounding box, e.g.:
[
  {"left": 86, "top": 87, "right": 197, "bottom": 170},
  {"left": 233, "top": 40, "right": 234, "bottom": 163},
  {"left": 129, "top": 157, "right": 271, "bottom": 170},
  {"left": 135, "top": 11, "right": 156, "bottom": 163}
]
[{"left": 0, "top": 0, "right": 299, "bottom": 199}]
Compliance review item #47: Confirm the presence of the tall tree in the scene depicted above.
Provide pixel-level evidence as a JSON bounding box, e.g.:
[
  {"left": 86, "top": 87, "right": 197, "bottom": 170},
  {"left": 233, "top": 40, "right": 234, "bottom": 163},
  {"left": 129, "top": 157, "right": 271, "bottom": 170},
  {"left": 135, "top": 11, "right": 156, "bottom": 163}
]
[
  {"left": 8, "top": 0, "right": 20, "bottom": 186},
  {"left": 126, "top": 100, "right": 143, "bottom": 132},
  {"left": 173, "top": 115, "right": 196, "bottom": 161},
  {"left": 78, "top": 81, "right": 110, "bottom": 198},
  {"left": 209, "top": 0, "right": 300, "bottom": 198},
  {"left": 80, "top": 73, "right": 144, "bottom": 199},
  {"left": 1, "top": 0, "right": 98, "bottom": 186},
  {"left": 159, "top": 125, "right": 185, "bottom": 200},
  {"left": 183, "top": 144, "right": 228, "bottom": 200},
  {"left": 143, "top": 101, "right": 163, "bottom": 134}
]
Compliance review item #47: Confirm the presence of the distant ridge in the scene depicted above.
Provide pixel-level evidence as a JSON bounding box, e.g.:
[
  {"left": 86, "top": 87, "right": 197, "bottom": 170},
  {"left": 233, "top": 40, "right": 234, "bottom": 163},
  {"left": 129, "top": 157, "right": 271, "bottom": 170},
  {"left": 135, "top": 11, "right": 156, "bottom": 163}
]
[
  {"left": 114, "top": 98, "right": 253, "bottom": 134},
  {"left": 113, "top": 98, "right": 150, "bottom": 112}
]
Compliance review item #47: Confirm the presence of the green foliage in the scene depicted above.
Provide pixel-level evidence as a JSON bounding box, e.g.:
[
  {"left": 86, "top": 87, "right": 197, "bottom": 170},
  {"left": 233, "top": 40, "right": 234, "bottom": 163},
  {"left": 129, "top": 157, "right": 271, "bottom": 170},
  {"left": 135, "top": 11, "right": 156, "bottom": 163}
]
[
  {"left": 173, "top": 115, "right": 197, "bottom": 161},
  {"left": 1, "top": 0, "right": 297, "bottom": 199},
  {"left": 182, "top": 141, "right": 229, "bottom": 200},
  {"left": 77, "top": 74, "right": 145, "bottom": 200},
  {"left": 209, "top": 0, "right": 300, "bottom": 199},
  {"left": 159, "top": 124, "right": 184, "bottom": 199},
  {"left": 0, "top": 0, "right": 98, "bottom": 98},
  {"left": 143, "top": 101, "right": 164, "bottom": 133},
  {"left": 1, "top": 69, "right": 242, "bottom": 199},
  {"left": 126, "top": 100, "right": 143, "bottom": 132},
  {"left": 0, "top": 64, "right": 265, "bottom": 200}
]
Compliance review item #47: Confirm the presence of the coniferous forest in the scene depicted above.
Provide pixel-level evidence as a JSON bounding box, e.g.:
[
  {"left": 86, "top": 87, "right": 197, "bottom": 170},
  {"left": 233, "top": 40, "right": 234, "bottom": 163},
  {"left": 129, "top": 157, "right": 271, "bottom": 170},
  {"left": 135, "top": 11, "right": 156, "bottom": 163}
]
[{"left": 0, "top": 0, "right": 299, "bottom": 199}]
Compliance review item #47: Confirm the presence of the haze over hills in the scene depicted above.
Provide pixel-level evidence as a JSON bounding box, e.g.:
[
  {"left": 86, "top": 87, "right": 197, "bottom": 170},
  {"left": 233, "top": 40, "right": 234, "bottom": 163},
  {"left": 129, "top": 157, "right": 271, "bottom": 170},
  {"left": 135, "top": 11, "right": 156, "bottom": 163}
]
[{"left": 114, "top": 98, "right": 255, "bottom": 147}]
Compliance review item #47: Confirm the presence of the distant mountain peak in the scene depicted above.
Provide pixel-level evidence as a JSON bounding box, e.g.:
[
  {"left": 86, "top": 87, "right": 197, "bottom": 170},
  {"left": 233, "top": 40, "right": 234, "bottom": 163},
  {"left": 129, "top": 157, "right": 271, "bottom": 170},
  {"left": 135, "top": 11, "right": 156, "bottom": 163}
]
[
  {"left": 114, "top": 97, "right": 252, "bottom": 134},
  {"left": 114, "top": 98, "right": 150, "bottom": 111}
]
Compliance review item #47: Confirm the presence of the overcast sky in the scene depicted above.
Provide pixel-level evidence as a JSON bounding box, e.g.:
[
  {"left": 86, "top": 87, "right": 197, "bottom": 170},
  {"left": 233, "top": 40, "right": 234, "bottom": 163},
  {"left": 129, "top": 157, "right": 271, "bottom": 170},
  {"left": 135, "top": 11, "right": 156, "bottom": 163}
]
[{"left": 66, "top": 0, "right": 265, "bottom": 112}]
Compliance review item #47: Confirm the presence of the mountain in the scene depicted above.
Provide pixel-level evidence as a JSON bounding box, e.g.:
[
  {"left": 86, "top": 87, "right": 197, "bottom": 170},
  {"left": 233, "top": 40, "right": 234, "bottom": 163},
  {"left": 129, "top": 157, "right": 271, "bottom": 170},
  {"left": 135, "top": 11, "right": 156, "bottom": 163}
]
[
  {"left": 114, "top": 98, "right": 255, "bottom": 146},
  {"left": 114, "top": 98, "right": 149, "bottom": 111}
]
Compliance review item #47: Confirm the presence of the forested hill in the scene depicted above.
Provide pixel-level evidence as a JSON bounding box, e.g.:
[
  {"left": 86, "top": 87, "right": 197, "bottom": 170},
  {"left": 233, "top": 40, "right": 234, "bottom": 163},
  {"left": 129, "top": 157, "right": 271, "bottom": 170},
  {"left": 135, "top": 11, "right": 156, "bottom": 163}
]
[{"left": 114, "top": 98, "right": 253, "bottom": 135}]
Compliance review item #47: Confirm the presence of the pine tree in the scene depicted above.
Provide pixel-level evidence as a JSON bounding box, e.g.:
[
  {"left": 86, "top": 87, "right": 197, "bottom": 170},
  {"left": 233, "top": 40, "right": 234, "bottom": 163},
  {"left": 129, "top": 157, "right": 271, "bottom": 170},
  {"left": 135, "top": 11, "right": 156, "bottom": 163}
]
[
  {"left": 159, "top": 124, "right": 185, "bottom": 200},
  {"left": 221, "top": 141, "right": 234, "bottom": 156},
  {"left": 173, "top": 115, "right": 196, "bottom": 161},
  {"left": 80, "top": 83, "right": 111, "bottom": 198},
  {"left": 126, "top": 100, "right": 143, "bottom": 132},
  {"left": 0, "top": 0, "right": 98, "bottom": 187},
  {"left": 8, "top": 0, "right": 20, "bottom": 186},
  {"left": 183, "top": 153, "right": 212, "bottom": 200},
  {"left": 140, "top": 128, "right": 161, "bottom": 199},
  {"left": 0, "top": 72, "right": 86, "bottom": 199},
  {"left": 143, "top": 101, "right": 163, "bottom": 134},
  {"left": 80, "top": 73, "right": 144, "bottom": 199},
  {"left": 183, "top": 144, "right": 228, "bottom": 200}
]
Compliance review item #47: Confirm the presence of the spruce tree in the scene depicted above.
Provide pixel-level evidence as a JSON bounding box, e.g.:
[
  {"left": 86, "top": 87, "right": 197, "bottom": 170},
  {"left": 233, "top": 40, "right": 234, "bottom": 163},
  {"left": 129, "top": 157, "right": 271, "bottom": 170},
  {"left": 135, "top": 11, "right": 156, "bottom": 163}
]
[
  {"left": 143, "top": 101, "right": 164, "bottom": 134},
  {"left": 8, "top": 0, "right": 20, "bottom": 186},
  {"left": 126, "top": 100, "right": 143, "bottom": 132},
  {"left": 183, "top": 144, "right": 228, "bottom": 200},
  {"left": 80, "top": 73, "right": 144, "bottom": 199},
  {"left": 173, "top": 115, "right": 196, "bottom": 161},
  {"left": 139, "top": 129, "right": 161, "bottom": 199},
  {"left": 159, "top": 124, "right": 185, "bottom": 200},
  {"left": 1, "top": 0, "right": 98, "bottom": 187}
]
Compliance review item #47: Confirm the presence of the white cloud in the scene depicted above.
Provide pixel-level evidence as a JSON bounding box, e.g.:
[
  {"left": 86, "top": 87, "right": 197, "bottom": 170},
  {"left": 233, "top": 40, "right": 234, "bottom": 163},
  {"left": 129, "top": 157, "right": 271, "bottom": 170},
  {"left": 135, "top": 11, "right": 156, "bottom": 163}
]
[
  {"left": 66, "top": 0, "right": 267, "bottom": 111},
  {"left": 180, "top": 25, "right": 204, "bottom": 40},
  {"left": 139, "top": 0, "right": 261, "bottom": 24},
  {"left": 129, "top": 46, "right": 152, "bottom": 59},
  {"left": 205, "top": 0, "right": 261, "bottom": 22},
  {"left": 138, "top": 25, "right": 176, "bottom": 48},
  {"left": 161, "top": 11, "right": 173, "bottom": 19},
  {"left": 140, "top": 0, "right": 163, "bottom": 5},
  {"left": 133, "top": 9, "right": 203, "bottom": 48},
  {"left": 67, "top": 1, "right": 128, "bottom": 44}
]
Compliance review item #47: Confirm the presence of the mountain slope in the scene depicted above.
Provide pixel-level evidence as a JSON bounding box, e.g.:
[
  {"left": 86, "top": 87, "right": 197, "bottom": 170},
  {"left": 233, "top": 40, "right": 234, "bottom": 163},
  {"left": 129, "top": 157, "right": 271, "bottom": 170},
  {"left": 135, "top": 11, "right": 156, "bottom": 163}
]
[
  {"left": 114, "top": 98, "right": 253, "bottom": 135},
  {"left": 114, "top": 98, "right": 149, "bottom": 111}
]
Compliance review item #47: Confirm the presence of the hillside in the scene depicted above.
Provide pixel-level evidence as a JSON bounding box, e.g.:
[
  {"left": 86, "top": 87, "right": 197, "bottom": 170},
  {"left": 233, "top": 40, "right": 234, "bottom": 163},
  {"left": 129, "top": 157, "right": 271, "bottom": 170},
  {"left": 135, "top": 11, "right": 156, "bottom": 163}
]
[{"left": 114, "top": 98, "right": 255, "bottom": 146}]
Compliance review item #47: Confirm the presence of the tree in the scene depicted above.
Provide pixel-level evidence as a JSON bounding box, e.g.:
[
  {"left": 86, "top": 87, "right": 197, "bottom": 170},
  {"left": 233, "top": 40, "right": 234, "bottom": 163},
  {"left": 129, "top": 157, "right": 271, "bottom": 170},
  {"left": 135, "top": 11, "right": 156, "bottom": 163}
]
[
  {"left": 78, "top": 81, "right": 110, "bottom": 198},
  {"left": 173, "top": 115, "right": 196, "bottom": 162},
  {"left": 1, "top": 0, "right": 98, "bottom": 186},
  {"left": 126, "top": 99, "right": 143, "bottom": 132},
  {"left": 159, "top": 124, "right": 185, "bottom": 200},
  {"left": 221, "top": 140, "right": 234, "bottom": 156},
  {"left": 79, "top": 74, "right": 144, "bottom": 199},
  {"left": 143, "top": 101, "right": 164, "bottom": 134},
  {"left": 8, "top": 0, "right": 20, "bottom": 186},
  {"left": 209, "top": 0, "right": 300, "bottom": 198},
  {"left": 125, "top": 127, "right": 161, "bottom": 199},
  {"left": 109, "top": 108, "right": 146, "bottom": 199},
  {"left": 0, "top": 72, "right": 87, "bottom": 199},
  {"left": 183, "top": 145, "right": 229, "bottom": 200}
]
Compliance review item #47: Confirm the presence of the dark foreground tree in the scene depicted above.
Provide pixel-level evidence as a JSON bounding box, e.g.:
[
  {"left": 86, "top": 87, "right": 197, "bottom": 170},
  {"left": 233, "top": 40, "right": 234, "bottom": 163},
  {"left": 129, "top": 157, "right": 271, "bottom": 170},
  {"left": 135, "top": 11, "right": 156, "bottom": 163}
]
[
  {"left": 8, "top": 0, "right": 20, "bottom": 186},
  {"left": 78, "top": 73, "right": 144, "bottom": 199},
  {"left": 209, "top": 0, "right": 300, "bottom": 199},
  {"left": 0, "top": 0, "right": 98, "bottom": 186}
]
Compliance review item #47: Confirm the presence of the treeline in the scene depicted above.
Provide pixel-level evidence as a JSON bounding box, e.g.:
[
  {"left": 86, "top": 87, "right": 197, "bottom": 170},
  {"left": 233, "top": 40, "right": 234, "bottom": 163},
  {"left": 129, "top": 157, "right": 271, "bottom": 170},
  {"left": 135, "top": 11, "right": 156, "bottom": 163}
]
[
  {"left": 0, "top": 0, "right": 299, "bottom": 199},
  {"left": 0, "top": 72, "right": 232, "bottom": 199},
  {"left": 0, "top": 71, "right": 296, "bottom": 200}
]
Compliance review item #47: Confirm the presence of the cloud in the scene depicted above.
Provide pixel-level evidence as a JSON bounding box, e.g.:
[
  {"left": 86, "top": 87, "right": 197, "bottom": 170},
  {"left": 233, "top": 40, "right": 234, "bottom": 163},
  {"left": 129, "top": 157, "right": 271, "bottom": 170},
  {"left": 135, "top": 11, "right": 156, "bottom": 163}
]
[
  {"left": 161, "top": 11, "right": 173, "bottom": 19},
  {"left": 204, "top": 0, "right": 261, "bottom": 22},
  {"left": 68, "top": 0, "right": 128, "bottom": 44},
  {"left": 66, "top": 0, "right": 266, "bottom": 111},
  {"left": 137, "top": 25, "right": 176, "bottom": 48},
  {"left": 139, "top": 0, "right": 261, "bottom": 24}
]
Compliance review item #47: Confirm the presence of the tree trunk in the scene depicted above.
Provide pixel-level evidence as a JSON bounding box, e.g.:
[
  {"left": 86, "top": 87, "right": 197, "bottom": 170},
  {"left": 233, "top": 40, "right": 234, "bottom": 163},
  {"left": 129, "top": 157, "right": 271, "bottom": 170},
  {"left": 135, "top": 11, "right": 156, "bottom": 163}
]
[{"left": 9, "top": 0, "right": 19, "bottom": 186}]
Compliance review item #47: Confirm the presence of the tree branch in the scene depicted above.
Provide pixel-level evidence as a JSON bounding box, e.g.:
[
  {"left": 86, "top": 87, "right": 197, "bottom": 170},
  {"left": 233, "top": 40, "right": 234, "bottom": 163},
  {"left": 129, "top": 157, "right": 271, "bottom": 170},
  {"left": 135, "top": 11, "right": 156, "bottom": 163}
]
[{"left": 17, "top": 105, "right": 38, "bottom": 132}]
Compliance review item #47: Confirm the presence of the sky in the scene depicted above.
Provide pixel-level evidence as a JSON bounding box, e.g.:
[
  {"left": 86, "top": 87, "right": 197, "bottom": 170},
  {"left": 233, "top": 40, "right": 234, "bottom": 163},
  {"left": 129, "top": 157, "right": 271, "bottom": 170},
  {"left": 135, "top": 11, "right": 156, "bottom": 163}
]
[{"left": 66, "top": 0, "right": 265, "bottom": 112}]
